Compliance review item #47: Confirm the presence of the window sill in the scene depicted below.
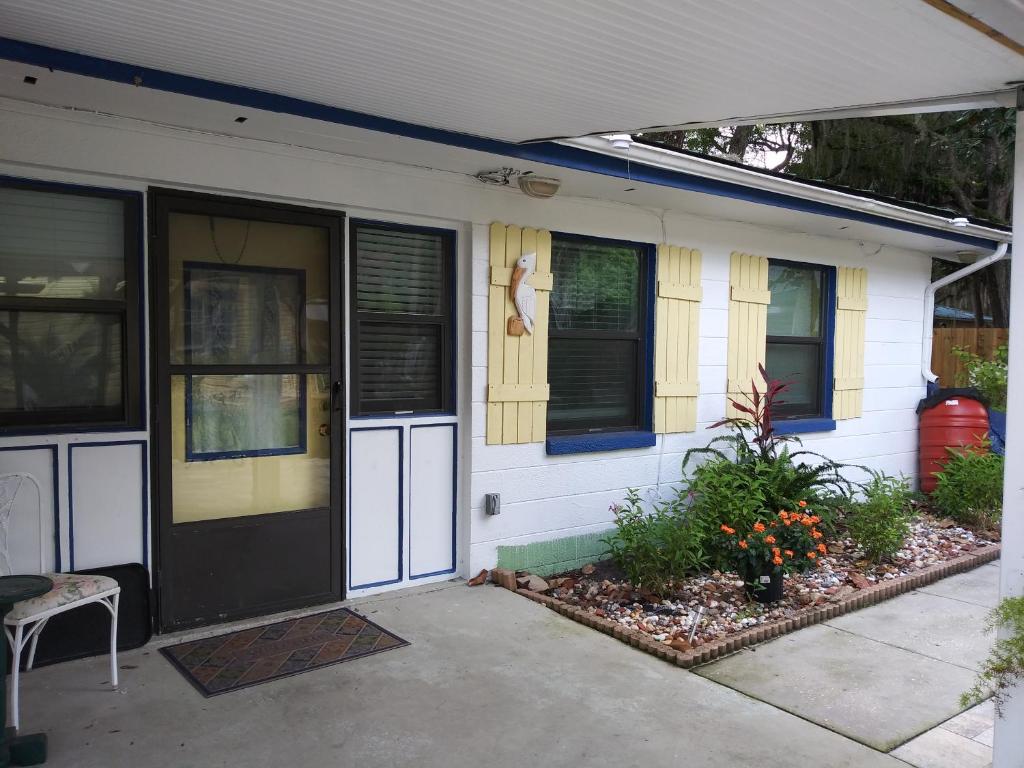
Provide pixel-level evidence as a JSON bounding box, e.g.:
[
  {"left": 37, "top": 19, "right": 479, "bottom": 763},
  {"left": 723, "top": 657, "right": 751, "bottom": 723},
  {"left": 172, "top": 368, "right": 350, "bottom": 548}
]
[
  {"left": 545, "top": 431, "right": 656, "bottom": 456},
  {"left": 773, "top": 418, "right": 836, "bottom": 436}
]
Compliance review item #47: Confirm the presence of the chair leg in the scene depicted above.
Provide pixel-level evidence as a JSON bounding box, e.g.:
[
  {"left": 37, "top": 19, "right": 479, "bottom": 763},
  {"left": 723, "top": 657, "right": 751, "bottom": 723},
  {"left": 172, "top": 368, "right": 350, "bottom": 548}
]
[
  {"left": 25, "top": 617, "right": 48, "bottom": 671},
  {"left": 11, "top": 624, "right": 23, "bottom": 731},
  {"left": 109, "top": 592, "right": 120, "bottom": 689}
]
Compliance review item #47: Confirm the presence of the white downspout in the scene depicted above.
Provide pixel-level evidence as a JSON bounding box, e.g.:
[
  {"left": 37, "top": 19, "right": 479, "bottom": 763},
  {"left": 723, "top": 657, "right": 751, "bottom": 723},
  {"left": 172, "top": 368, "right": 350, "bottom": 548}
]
[{"left": 921, "top": 243, "right": 1009, "bottom": 386}]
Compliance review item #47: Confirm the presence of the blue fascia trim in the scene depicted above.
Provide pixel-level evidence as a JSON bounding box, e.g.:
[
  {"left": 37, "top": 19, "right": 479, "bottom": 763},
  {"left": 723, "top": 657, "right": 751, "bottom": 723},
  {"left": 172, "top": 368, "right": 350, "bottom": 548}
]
[
  {"left": 0, "top": 443, "right": 61, "bottom": 571},
  {"left": 0, "top": 37, "right": 1004, "bottom": 252},
  {"left": 546, "top": 431, "right": 657, "bottom": 456},
  {"left": 773, "top": 418, "right": 836, "bottom": 436}
]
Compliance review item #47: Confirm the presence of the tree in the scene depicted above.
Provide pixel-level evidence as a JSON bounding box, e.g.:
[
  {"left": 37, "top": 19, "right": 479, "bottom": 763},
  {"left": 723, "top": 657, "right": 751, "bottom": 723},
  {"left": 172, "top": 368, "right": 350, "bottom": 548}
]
[{"left": 642, "top": 110, "right": 1014, "bottom": 326}]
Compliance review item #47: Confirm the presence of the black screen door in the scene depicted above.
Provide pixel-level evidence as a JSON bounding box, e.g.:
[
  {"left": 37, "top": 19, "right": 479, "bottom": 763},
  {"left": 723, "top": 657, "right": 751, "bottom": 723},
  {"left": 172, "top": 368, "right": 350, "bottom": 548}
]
[{"left": 151, "top": 190, "right": 344, "bottom": 631}]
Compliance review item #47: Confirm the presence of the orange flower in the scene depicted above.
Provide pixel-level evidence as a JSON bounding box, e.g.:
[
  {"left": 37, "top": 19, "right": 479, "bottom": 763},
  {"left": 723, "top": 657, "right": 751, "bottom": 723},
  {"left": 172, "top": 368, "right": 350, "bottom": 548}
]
[
  {"left": 764, "top": 535, "right": 776, "bottom": 544},
  {"left": 783, "top": 519, "right": 792, "bottom": 526},
  {"left": 771, "top": 547, "right": 781, "bottom": 555},
  {"left": 773, "top": 556, "right": 784, "bottom": 566},
  {"left": 778, "top": 510, "right": 789, "bottom": 520},
  {"left": 798, "top": 500, "right": 808, "bottom": 508},
  {"left": 753, "top": 522, "right": 766, "bottom": 533},
  {"left": 720, "top": 524, "right": 735, "bottom": 535},
  {"left": 817, "top": 543, "right": 827, "bottom": 554},
  {"left": 802, "top": 517, "right": 814, "bottom": 526},
  {"left": 811, "top": 529, "right": 823, "bottom": 540},
  {"left": 769, "top": 520, "right": 777, "bottom": 527},
  {"left": 810, "top": 515, "right": 821, "bottom": 524},
  {"left": 807, "top": 551, "right": 817, "bottom": 560},
  {"left": 738, "top": 539, "right": 749, "bottom": 550},
  {"left": 784, "top": 550, "right": 795, "bottom": 558}
]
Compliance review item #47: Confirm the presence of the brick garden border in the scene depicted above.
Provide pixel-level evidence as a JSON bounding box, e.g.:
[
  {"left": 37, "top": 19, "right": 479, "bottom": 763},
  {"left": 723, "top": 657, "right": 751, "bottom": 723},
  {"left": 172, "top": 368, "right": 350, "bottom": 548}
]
[{"left": 505, "top": 544, "right": 1001, "bottom": 668}]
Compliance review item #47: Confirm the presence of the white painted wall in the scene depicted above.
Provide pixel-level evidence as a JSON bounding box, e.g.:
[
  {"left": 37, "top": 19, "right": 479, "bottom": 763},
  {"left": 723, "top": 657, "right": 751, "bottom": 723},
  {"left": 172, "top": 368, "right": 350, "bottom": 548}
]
[
  {"left": 0, "top": 99, "right": 933, "bottom": 591},
  {"left": 467, "top": 219, "right": 931, "bottom": 571}
]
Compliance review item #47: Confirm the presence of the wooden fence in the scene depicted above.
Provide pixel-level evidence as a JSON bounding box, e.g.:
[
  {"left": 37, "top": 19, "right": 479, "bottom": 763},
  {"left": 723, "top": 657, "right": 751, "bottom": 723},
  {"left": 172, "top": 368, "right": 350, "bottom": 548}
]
[{"left": 931, "top": 327, "right": 1009, "bottom": 386}]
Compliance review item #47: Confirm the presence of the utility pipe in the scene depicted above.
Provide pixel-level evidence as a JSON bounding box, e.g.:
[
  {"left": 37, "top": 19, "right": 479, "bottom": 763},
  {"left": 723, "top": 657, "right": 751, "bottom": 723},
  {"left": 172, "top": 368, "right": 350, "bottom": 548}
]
[{"left": 921, "top": 242, "right": 1008, "bottom": 386}]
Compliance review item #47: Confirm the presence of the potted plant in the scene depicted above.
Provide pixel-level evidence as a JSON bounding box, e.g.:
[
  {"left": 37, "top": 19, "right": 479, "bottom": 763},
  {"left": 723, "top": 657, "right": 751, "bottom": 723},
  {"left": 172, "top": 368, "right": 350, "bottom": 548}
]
[{"left": 719, "top": 503, "right": 825, "bottom": 602}]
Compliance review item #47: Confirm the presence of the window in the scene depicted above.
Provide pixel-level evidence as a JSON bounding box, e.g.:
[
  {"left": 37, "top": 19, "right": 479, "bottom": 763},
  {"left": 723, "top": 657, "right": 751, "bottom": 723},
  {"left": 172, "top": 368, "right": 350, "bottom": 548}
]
[
  {"left": 0, "top": 180, "right": 141, "bottom": 431},
  {"left": 350, "top": 222, "right": 454, "bottom": 415},
  {"left": 184, "top": 263, "right": 307, "bottom": 460},
  {"left": 547, "top": 235, "right": 650, "bottom": 435},
  {"left": 765, "top": 261, "right": 832, "bottom": 420}
]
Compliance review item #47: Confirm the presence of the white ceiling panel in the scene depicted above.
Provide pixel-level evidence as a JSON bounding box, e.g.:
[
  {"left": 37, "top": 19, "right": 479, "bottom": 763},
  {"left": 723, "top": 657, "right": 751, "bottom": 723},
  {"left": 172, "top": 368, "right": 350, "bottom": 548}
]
[{"left": 0, "top": 0, "right": 1022, "bottom": 142}]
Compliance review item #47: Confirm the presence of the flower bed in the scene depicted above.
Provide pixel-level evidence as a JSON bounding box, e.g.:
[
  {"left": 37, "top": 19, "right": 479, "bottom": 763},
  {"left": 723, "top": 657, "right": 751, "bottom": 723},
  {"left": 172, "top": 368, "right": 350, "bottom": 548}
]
[{"left": 504, "top": 518, "right": 999, "bottom": 667}]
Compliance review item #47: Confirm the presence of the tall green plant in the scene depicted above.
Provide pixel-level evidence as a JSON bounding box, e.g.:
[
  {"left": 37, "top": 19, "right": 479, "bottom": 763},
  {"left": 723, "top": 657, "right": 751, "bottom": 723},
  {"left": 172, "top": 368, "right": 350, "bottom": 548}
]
[
  {"left": 845, "top": 473, "right": 913, "bottom": 562},
  {"left": 602, "top": 489, "right": 707, "bottom": 595},
  {"left": 962, "top": 596, "right": 1024, "bottom": 716},
  {"left": 931, "top": 444, "right": 1003, "bottom": 528},
  {"left": 682, "top": 367, "right": 859, "bottom": 567},
  {"left": 952, "top": 344, "right": 1008, "bottom": 410}
]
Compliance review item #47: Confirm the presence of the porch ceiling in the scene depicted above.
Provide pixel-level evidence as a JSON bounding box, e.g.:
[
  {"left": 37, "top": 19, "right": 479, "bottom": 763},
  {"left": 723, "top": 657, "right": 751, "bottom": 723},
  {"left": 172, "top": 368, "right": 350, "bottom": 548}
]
[{"left": 0, "top": 0, "right": 1022, "bottom": 143}]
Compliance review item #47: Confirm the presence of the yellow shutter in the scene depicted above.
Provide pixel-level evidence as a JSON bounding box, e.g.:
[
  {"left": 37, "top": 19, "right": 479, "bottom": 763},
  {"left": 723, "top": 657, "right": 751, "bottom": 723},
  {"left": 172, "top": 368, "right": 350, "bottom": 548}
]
[
  {"left": 486, "top": 222, "right": 553, "bottom": 444},
  {"left": 726, "top": 252, "right": 770, "bottom": 418},
  {"left": 833, "top": 266, "right": 867, "bottom": 419},
  {"left": 654, "top": 245, "right": 702, "bottom": 433}
]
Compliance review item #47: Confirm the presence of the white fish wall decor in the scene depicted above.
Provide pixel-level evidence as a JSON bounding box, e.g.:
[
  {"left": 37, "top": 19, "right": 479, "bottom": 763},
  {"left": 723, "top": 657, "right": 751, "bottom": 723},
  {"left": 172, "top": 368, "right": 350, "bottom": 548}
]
[{"left": 507, "top": 252, "right": 537, "bottom": 336}]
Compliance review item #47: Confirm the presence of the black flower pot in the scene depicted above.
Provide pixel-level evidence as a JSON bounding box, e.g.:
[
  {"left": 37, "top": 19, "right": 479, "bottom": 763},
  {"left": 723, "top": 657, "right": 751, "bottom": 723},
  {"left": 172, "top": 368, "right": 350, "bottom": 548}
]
[{"left": 745, "top": 567, "right": 784, "bottom": 603}]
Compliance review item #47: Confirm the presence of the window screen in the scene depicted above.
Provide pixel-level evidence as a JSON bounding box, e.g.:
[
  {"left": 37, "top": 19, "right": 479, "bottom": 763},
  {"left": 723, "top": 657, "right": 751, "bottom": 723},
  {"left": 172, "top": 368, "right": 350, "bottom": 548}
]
[
  {"left": 351, "top": 223, "right": 453, "bottom": 415},
  {"left": 547, "top": 236, "right": 647, "bottom": 434},
  {"left": 765, "top": 261, "right": 827, "bottom": 419},
  {"left": 0, "top": 182, "right": 141, "bottom": 430}
]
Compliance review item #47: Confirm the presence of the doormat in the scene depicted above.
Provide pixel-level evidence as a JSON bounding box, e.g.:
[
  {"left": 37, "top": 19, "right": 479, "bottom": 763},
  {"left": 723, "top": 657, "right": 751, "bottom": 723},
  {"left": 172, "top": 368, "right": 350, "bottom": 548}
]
[{"left": 160, "top": 608, "right": 409, "bottom": 696}]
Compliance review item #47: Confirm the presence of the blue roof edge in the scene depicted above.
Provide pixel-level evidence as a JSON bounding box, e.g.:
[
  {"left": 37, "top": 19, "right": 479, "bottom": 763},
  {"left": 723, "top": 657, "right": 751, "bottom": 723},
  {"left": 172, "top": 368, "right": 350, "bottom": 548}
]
[{"left": 0, "top": 36, "right": 1004, "bottom": 251}]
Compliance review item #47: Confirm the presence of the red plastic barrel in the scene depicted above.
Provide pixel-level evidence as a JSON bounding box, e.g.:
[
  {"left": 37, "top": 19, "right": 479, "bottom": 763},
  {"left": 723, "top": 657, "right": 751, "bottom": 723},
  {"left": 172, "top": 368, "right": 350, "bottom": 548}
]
[{"left": 918, "top": 391, "right": 989, "bottom": 494}]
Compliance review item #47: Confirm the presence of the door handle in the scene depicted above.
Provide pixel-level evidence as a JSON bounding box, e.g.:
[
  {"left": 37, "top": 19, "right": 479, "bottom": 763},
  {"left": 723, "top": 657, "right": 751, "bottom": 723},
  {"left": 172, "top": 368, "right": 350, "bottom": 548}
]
[{"left": 331, "top": 380, "right": 343, "bottom": 412}]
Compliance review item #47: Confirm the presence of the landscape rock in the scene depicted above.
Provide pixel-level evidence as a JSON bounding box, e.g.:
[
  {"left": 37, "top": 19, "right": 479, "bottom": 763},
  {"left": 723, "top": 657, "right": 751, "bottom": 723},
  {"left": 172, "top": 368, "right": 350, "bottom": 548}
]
[
  {"left": 466, "top": 569, "right": 489, "bottom": 587},
  {"left": 516, "top": 574, "right": 549, "bottom": 592},
  {"left": 490, "top": 568, "right": 518, "bottom": 591}
]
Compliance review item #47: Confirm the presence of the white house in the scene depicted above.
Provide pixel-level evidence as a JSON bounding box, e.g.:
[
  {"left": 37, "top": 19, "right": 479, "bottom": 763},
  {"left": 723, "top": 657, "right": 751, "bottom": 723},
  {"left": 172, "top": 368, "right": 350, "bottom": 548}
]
[{"left": 0, "top": 0, "right": 1018, "bottom": 653}]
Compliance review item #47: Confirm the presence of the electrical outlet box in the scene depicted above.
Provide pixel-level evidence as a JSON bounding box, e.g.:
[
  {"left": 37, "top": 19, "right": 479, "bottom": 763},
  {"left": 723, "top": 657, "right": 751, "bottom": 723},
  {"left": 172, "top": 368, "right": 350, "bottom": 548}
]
[{"left": 485, "top": 492, "right": 501, "bottom": 516}]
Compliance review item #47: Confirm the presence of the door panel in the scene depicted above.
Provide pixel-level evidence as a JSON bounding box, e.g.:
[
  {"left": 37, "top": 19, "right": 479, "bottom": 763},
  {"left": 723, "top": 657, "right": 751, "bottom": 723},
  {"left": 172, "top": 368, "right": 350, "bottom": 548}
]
[{"left": 151, "top": 191, "right": 343, "bottom": 631}]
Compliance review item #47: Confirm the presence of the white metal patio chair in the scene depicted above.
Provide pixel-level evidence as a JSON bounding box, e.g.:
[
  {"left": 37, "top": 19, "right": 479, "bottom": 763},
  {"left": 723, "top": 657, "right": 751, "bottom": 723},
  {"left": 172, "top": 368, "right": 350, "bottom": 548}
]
[{"left": 0, "top": 472, "right": 120, "bottom": 731}]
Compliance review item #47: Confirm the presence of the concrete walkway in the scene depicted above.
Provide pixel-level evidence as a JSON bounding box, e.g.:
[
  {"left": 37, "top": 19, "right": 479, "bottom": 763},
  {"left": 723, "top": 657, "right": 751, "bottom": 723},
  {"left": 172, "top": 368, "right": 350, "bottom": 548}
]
[
  {"left": 697, "top": 561, "right": 1000, "bottom": 762},
  {"left": 20, "top": 582, "right": 902, "bottom": 768}
]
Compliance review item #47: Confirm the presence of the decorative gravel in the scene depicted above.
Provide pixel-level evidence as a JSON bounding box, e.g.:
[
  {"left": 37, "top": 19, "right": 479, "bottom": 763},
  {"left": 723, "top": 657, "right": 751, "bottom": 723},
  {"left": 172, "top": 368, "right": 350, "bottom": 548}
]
[{"left": 537, "top": 517, "right": 995, "bottom": 652}]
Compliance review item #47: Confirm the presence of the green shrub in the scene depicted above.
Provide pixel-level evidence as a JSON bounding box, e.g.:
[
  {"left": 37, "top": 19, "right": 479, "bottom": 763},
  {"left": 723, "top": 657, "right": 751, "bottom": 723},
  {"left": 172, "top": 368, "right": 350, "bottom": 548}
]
[
  {"left": 682, "top": 367, "right": 859, "bottom": 568},
  {"left": 962, "top": 596, "right": 1024, "bottom": 715},
  {"left": 931, "top": 445, "right": 1003, "bottom": 528},
  {"left": 845, "top": 473, "right": 913, "bottom": 562},
  {"left": 602, "top": 489, "right": 707, "bottom": 594},
  {"left": 952, "top": 344, "right": 1007, "bottom": 410}
]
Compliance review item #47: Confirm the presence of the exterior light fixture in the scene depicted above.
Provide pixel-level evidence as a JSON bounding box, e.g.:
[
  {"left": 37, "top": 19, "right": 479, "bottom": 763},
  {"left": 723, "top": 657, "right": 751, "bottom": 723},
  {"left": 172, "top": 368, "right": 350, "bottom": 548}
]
[
  {"left": 517, "top": 175, "right": 561, "bottom": 199},
  {"left": 950, "top": 217, "right": 970, "bottom": 227},
  {"left": 604, "top": 134, "right": 634, "bottom": 150}
]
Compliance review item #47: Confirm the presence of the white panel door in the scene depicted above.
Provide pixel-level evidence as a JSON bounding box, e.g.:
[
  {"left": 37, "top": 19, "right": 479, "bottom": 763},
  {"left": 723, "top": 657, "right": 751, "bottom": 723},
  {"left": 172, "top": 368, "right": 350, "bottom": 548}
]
[
  {"left": 409, "top": 424, "right": 456, "bottom": 578},
  {"left": 0, "top": 446, "right": 58, "bottom": 574},
  {"left": 70, "top": 442, "right": 146, "bottom": 570},
  {"left": 349, "top": 427, "right": 402, "bottom": 589}
]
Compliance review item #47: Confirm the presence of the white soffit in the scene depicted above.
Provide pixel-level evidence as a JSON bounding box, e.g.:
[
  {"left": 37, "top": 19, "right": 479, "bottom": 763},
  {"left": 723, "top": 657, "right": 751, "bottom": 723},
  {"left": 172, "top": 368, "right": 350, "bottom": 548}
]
[{"left": 0, "top": 0, "right": 1022, "bottom": 143}]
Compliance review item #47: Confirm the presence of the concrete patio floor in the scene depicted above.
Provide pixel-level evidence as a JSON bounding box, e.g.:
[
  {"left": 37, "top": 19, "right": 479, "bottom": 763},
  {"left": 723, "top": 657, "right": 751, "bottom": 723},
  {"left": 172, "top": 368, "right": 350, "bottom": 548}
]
[
  {"left": 697, "top": 561, "right": 1000, "bottom": 762},
  {"left": 19, "top": 581, "right": 906, "bottom": 768}
]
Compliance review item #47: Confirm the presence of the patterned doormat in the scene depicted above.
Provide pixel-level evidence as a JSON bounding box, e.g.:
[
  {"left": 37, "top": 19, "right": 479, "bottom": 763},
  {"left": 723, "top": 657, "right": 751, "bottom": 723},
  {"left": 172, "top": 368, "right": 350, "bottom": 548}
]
[{"left": 160, "top": 608, "right": 409, "bottom": 696}]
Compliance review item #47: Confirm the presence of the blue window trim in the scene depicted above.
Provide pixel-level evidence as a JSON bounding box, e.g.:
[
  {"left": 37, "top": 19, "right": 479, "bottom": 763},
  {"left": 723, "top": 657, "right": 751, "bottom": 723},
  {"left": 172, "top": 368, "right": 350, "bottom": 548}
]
[
  {"left": 0, "top": 38, "right": 1005, "bottom": 253},
  {"left": 545, "top": 233, "right": 656, "bottom": 454},
  {"left": 546, "top": 430, "right": 657, "bottom": 455},
  {"left": 773, "top": 418, "right": 837, "bottom": 436},
  {"left": 766, "top": 260, "right": 837, "bottom": 435},
  {"left": 183, "top": 261, "right": 309, "bottom": 461}
]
